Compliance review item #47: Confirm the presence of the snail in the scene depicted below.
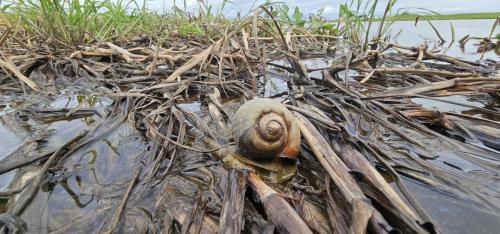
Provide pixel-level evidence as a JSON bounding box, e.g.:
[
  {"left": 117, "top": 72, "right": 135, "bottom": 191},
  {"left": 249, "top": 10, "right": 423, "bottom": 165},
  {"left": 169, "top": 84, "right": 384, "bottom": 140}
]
[{"left": 232, "top": 98, "right": 300, "bottom": 161}]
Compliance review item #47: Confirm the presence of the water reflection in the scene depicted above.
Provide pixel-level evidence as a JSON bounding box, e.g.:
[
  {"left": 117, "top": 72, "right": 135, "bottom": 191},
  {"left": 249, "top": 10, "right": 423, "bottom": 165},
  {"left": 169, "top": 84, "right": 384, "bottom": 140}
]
[
  {"left": 50, "top": 95, "right": 112, "bottom": 109},
  {"left": 0, "top": 94, "right": 111, "bottom": 203},
  {"left": 76, "top": 150, "right": 98, "bottom": 166},
  {"left": 42, "top": 177, "right": 94, "bottom": 208},
  {"left": 102, "top": 139, "right": 120, "bottom": 156},
  {"left": 22, "top": 122, "right": 148, "bottom": 231}
]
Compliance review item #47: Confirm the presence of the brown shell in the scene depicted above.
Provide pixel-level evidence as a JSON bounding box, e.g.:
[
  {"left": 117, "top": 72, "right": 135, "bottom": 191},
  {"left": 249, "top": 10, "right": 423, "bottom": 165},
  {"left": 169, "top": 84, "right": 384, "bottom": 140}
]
[{"left": 232, "top": 98, "right": 300, "bottom": 160}]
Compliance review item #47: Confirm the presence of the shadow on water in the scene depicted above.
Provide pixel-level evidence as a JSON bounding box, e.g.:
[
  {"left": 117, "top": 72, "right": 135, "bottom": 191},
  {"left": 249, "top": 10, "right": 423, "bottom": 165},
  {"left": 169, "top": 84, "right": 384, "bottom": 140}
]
[
  {"left": 0, "top": 94, "right": 113, "bottom": 218},
  {"left": 20, "top": 122, "right": 148, "bottom": 232}
]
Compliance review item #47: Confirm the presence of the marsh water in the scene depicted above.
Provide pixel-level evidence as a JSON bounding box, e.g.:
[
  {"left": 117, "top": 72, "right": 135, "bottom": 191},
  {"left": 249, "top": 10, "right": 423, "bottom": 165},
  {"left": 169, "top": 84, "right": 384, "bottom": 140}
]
[
  {"left": 373, "top": 19, "right": 500, "bottom": 60},
  {"left": 1, "top": 19, "right": 499, "bottom": 233}
]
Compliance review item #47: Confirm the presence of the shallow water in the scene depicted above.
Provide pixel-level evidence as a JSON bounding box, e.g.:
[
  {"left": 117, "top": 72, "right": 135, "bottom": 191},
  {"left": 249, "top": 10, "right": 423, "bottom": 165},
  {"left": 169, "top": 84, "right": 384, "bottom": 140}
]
[
  {"left": 412, "top": 95, "right": 484, "bottom": 113},
  {"left": 370, "top": 19, "right": 500, "bottom": 60},
  {"left": 403, "top": 178, "right": 500, "bottom": 234},
  {"left": 0, "top": 95, "right": 112, "bottom": 193},
  {"left": 0, "top": 125, "right": 21, "bottom": 161},
  {"left": 412, "top": 94, "right": 500, "bottom": 122}
]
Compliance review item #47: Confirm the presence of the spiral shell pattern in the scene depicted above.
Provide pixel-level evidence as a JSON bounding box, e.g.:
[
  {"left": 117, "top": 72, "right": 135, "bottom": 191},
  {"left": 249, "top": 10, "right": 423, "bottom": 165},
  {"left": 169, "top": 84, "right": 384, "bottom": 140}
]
[{"left": 232, "top": 98, "right": 300, "bottom": 160}]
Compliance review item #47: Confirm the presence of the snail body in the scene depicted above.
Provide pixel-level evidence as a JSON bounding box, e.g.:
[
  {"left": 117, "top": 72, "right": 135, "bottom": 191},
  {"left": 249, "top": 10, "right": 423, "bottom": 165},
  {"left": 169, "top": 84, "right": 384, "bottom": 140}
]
[{"left": 232, "top": 98, "right": 300, "bottom": 161}]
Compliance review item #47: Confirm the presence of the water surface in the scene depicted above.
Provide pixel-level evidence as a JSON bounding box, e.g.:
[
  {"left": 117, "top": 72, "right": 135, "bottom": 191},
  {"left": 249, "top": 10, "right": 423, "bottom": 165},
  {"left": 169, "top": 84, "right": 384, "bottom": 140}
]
[{"left": 371, "top": 19, "right": 499, "bottom": 60}]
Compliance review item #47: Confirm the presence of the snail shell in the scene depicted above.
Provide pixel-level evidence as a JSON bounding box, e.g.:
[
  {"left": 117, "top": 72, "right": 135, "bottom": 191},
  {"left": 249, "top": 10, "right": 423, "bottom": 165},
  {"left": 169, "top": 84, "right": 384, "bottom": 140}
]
[{"left": 232, "top": 98, "right": 300, "bottom": 160}]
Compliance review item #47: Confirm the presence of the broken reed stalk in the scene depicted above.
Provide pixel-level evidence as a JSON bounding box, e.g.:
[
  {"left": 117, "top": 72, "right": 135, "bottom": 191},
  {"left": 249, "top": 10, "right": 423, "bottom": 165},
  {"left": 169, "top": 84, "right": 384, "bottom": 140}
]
[
  {"left": 294, "top": 113, "right": 366, "bottom": 201},
  {"left": 480, "top": 17, "right": 500, "bottom": 59},
  {"left": 102, "top": 167, "right": 142, "bottom": 234},
  {"left": 360, "top": 69, "right": 376, "bottom": 83},
  {"left": 422, "top": 51, "right": 473, "bottom": 68},
  {"left": 164, "top": 39, "right": 222, "bottom": 83},
  {"left": 365, "top": 67, "right": 478, "bottom": 78},
  {"left": 294, "top": 113, "right": 389, "bottom": 234},
  {"left": 207, "top": 89, "right": 230, "bottom": 139},
  {"left": 376, "top": 77, "right": 500, "bottom": 97},
  {"left": 330, "top": 141, "right": 428, "bottom": 233},
  {"left": 382, "top": 43, "right": 479, "bottom": 67},
  {"left": 0, "top": 58, "right": 39, "bottom": 91},
  {"left": 248, "top": 172, "right": 313, "bottom": 234},
  {"left": 351, "top": 199, "right": 374, "bottom": 234},
  {"left": 175, "top": 211, "right": 219, "bottom": 234},
  {"left": 426, "top": 20, "right": 446, "bottom": 45},
  {"left": 0, "top": 151, "right": 53, "bottom": 176},
  {"left": 218, "top": 169, "right": 247, "bottom": 234},
  {"left": 447, "top": 22, "right": 455, "bottom": 49}
]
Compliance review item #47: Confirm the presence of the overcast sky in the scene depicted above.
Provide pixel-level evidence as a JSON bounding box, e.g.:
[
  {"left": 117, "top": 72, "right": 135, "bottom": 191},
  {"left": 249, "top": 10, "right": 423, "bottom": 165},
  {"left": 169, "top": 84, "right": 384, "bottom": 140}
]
[{"left": 141, "top": 0, "right": 500, "bottom": 18}]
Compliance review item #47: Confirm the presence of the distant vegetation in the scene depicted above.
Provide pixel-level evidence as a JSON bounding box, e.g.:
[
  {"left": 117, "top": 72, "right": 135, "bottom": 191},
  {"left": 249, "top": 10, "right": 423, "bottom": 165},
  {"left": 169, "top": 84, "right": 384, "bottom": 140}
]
[
  {"left": 1, "top": 0, "right": 496, "bottom": 49},
  {"left": 387, "top": 12, "right": 500, "bottom": 21},
  {"left": 0, "top": 0, "right": 400, "bottom": 48}
]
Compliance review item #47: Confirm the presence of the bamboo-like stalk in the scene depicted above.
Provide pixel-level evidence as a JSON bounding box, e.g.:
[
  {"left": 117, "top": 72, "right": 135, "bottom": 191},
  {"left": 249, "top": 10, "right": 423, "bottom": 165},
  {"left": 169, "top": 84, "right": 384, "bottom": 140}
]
[
  {"left": 295, "top": 113, "right": 365, "bottom": 201},
  {"left": 294, "top": 113, "right": 390, "bottom": 234},
  {"left": 366, "top": 67, "right": 479, "bottom": 78},
  {"left": 0, "top": 58, "right": 39, "bottom": 91},
  {"left": 376, "top": 77, "right": 500, "bottom": 97},
  {"left": 426, "top": 20, "right": 446, "bottom": 45},
  {"left": 330, "top": 140, "right": 428, "bottom": 233},
  {"left": 248, "top": 172, "right": 313, "bottom": 234}
]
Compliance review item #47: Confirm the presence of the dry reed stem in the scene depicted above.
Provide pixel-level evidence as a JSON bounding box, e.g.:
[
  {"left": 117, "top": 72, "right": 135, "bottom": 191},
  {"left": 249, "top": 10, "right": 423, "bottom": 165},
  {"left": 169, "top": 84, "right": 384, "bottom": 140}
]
[
  {"left": 165, "top": 39, "right": 222, "bottom": 82},
  {"left": 0, "top": 57, "right": 39, "bottom": 91},
  {"left": 248, "top": 172, "right": 313, "bottom": 234}
]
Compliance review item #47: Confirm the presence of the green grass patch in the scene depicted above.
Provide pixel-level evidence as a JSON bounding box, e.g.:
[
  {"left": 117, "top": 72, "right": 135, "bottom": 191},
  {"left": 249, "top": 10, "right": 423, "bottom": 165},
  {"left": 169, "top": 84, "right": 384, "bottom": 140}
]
[
  {"left": 177, "top": 23, "right": 204, "bottom": 36},
  {"left": 2, "top": 0, "right": 153, "bottom": 45},
  {"left": 5, "top": 0, "right": 493, "bottom": 51}
]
